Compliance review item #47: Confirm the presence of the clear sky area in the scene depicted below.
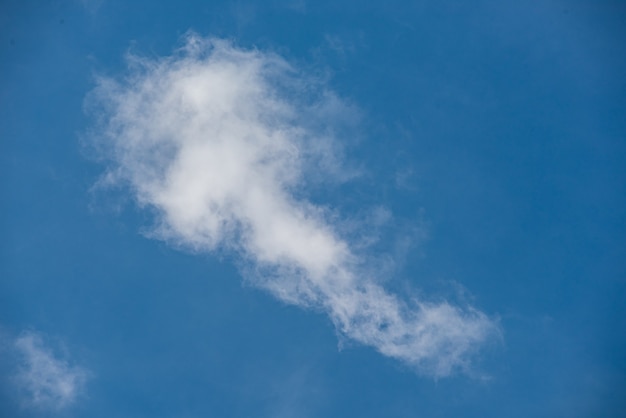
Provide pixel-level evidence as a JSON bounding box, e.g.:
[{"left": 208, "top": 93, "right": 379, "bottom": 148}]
[{"left": 1, "top": 1, "right": 625, "bottom": 417}]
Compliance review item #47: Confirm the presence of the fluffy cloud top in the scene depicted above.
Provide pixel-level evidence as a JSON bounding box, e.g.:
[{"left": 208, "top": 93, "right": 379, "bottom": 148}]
[
  {"left": 88, "top": 34, "right": 497, "bottom": 376},
  {"left": 13, "top": 331, "right": 88, "bottom": 410}
]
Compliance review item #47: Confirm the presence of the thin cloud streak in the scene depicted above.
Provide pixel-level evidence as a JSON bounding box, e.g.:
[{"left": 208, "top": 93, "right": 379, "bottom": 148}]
[
  {"left": 13, "top": 331, "right": 89, "bottom": 410},
  {"left": 88, "top": 34, "right": 497, "bottom": 376}
]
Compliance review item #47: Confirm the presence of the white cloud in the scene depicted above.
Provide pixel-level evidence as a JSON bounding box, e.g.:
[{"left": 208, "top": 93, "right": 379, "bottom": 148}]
[
  {"left": 87, "top": 34, "right": 498, "bottom": 376},
  {"left": 12, "top": 331, "right": 89, "bottom": 410}
]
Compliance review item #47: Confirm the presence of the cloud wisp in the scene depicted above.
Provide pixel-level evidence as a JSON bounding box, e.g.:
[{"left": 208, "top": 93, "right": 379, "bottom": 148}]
[
  {"left": 12, "top": 331, "right": 89, "bottom": 410},
  {"left": 87, "top": 34, "right": 497, "bottom": 376}
]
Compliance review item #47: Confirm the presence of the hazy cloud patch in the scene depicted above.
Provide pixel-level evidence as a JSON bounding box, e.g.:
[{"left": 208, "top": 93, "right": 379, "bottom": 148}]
[{"left": 10, "top": 330, "right": 89, "bottom": 410}]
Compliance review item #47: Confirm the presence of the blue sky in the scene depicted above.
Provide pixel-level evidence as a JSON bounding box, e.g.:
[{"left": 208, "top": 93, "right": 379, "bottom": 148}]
[{"left": 1, "top": 0, "right": 625, "bottom": 417}]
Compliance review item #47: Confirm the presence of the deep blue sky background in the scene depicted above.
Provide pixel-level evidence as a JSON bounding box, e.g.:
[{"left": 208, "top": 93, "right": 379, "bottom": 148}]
[{"left": 1, "top": 1, "right": 625, "bottom": 417}]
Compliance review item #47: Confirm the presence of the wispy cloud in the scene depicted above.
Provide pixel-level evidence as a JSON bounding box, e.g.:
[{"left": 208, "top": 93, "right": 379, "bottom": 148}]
[
  {"left": 87, "top": 34, "right": 498, "bottom": 376},
  {"left": 76, "top": 0, "right": 104, "bottom": 14},
  {"left": 12, "top": 331, "right": 89, "bottom": 410}
]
